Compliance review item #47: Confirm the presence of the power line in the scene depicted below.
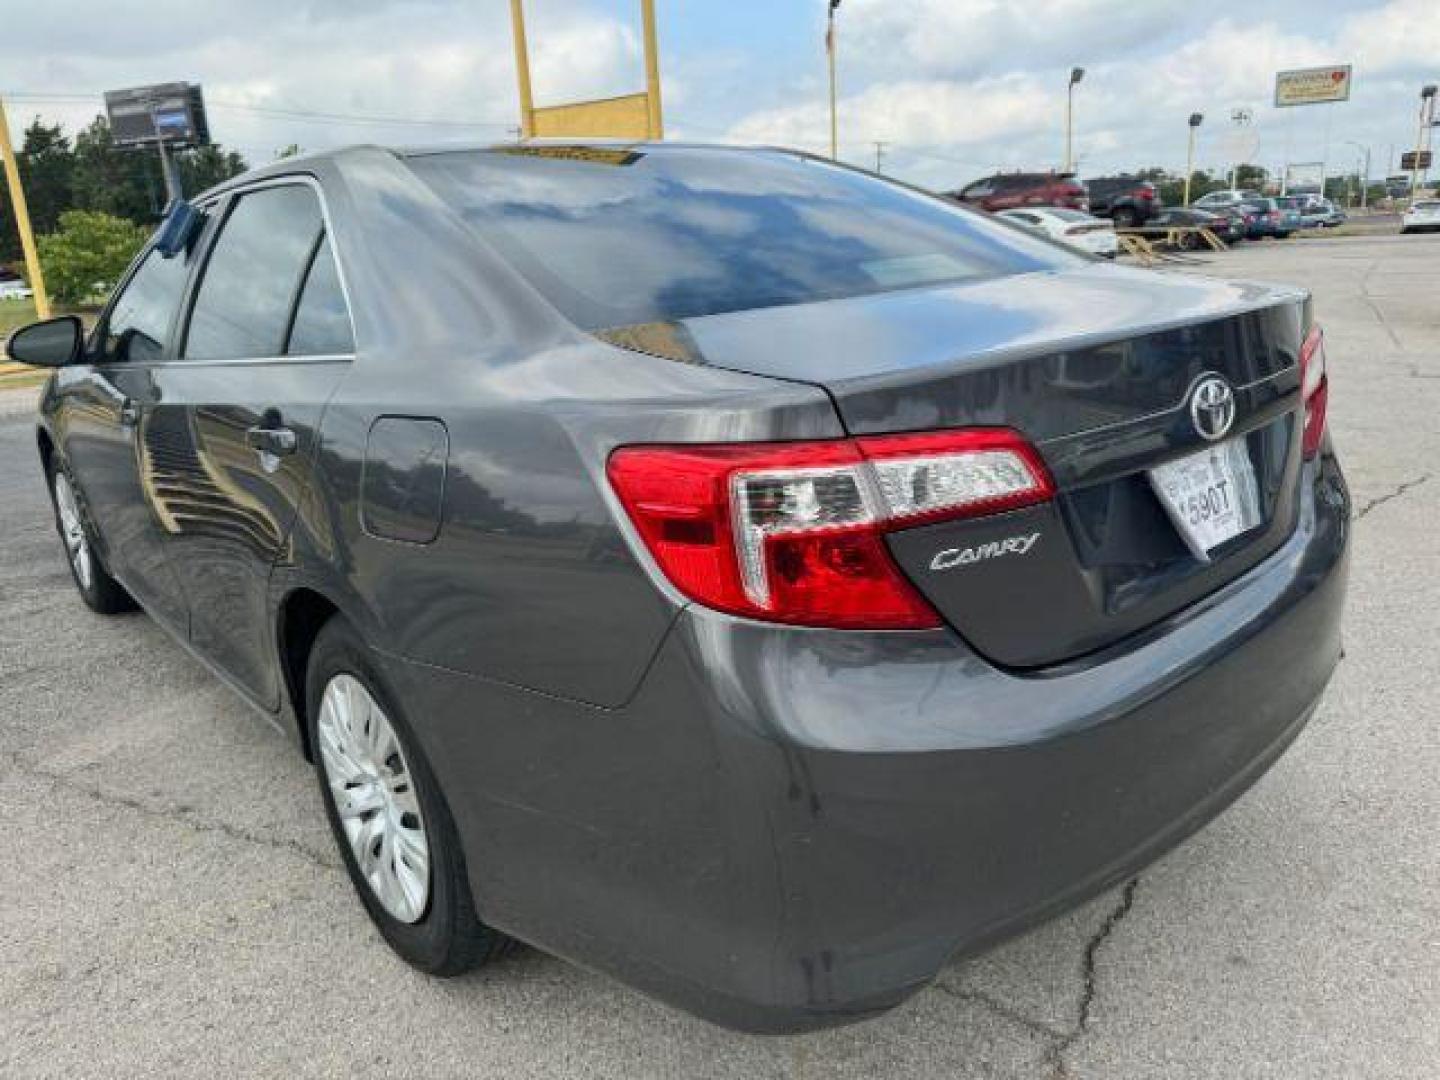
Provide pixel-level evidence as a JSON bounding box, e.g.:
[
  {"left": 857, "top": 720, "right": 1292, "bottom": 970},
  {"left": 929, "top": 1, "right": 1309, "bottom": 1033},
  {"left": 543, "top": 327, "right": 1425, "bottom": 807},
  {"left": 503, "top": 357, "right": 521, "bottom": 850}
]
[{"left": 3, "top": 90, "right": 510, "bottom": 130}]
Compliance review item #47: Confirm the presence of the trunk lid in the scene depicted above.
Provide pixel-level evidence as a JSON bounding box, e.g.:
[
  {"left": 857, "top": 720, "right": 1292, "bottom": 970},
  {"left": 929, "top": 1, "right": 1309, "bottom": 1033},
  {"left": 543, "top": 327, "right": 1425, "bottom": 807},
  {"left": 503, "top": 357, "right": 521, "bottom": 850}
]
[{"left": 679, "top": 265, "right": 1311, "bottom": 667}]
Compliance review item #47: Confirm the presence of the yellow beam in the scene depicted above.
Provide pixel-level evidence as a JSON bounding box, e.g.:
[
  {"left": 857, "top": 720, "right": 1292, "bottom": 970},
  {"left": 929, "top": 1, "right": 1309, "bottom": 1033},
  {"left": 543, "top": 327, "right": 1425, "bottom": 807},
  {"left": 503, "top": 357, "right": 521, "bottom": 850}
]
[
  {"left": 509, "top": 0, "right": 536, "bottom": 138},
  {"left": 532, "top": 93, "right": 652, "bottom": 140},
  {"left": 641, "top": 0, "right": 663, "bottom": 139},
  {"left": 508, "top": 0, "right": 663, "bottom": 142},
  {"left": 0, "top": 95, "right": 51, "bottom": 320}
]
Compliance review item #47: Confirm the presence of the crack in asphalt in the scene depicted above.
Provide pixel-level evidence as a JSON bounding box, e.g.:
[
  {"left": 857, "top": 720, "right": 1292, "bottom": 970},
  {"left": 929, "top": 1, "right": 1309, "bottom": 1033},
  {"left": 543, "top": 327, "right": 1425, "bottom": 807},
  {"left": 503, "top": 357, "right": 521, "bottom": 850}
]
[
  {"left": 931, "top": 877, "right": 1142, "bottom": 1079},
  {"left": 0, "top": 749, "right": 340, "bottom": 872},
  {"left": 1354, "top": 473, "right": 1431, "bottom": 520},
  {"left": 1358, "top": 261, "right": 1404, "bottom": 350}
]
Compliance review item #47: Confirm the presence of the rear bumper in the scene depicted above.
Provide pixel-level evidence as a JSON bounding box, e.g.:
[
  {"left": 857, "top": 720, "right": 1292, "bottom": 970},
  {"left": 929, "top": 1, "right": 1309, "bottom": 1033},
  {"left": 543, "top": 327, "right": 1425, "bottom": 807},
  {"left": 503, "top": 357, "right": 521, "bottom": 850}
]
[{"left": 396, "top": 449, "right": 1349, "bottom": 1033}]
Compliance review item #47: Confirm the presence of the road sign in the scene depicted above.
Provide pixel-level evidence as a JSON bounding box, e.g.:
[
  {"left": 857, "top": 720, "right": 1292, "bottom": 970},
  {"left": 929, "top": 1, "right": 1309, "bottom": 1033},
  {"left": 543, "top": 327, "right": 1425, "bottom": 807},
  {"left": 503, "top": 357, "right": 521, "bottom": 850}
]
[
  {"left": 1274, "top": 65, "right": 1353, "bottom": 108},
  {"left": 104, "top": 83, "right": 210, "bottom": 149},
  {"left": 1400, "top": 151, "right": 1433, "bottom": 171}
]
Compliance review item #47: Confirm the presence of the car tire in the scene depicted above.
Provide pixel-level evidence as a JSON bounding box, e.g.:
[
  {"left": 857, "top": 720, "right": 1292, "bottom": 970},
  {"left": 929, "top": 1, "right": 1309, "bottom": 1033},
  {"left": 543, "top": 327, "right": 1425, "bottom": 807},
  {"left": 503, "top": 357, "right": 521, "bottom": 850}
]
[
  {"left": 1113, "top": 208, "right": 1136, "bottom": 228},
  {"left": 46, "top": 457, "right": 136, "bottom": 615},
  {"left": 305, "top": 616, "right": 514, "bottom": 975}
]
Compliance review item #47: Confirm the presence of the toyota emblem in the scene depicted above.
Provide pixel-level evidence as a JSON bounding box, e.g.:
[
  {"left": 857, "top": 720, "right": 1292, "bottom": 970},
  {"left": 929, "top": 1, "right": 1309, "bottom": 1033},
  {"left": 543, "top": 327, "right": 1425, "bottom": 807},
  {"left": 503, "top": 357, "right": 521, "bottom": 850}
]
[{"left": 1190, "top": 375, "right": 1236, "bottom": 441}]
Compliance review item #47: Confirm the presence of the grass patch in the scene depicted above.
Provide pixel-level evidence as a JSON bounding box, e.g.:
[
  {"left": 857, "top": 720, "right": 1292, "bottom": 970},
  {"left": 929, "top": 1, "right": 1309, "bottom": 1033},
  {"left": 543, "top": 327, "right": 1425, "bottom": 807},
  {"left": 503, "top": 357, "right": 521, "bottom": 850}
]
[{"left": 0, "top": 297, "right": 40, "bottom": 337}]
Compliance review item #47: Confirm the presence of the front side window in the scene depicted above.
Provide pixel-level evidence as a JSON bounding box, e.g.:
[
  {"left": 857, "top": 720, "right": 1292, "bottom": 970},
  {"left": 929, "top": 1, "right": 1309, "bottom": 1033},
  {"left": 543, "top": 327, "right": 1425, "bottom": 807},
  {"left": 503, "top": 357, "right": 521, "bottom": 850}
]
[
  {"left": 411, "top": 148, "right": 1079, "bottom": 331},
  {"left": 100, "top": 249, "right": 190, "bottom": 364},
  {"left": 184, "top": 184, "right": 323, "bottom": 360}
]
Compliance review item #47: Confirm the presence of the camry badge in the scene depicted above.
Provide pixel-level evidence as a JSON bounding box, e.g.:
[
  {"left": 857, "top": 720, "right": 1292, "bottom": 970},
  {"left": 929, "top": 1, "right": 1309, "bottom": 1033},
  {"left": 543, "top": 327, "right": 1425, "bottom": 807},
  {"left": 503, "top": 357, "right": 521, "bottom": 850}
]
[{"left": 930, "top": 532, "right": 1041, "bottom": 572}]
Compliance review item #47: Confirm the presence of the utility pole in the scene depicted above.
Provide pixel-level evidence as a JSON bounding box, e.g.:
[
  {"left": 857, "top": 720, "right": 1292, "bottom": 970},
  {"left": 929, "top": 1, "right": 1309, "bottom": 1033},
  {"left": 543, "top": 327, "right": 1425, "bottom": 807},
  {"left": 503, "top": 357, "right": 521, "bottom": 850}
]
[
  {"left": 0, "top": 94, "right": 51, "bottom": 320},
  {"left": 826, "top": 0, "right": 841, "bottom": 160},
  {"left": 1063, "top": 67, "right": 1085, "bottom": 173},
  {"left": 1412, "top": 85, "right": 1436, "bottom": 202},
  {"left": 873, "top": 141, "right": 887, "bottom": 174},
  {"left": 1184, "top": 113, "right": 1203, "bottom": 206},
  {"left": 1345, "top": 141, "right": 1371, "bottom": 209}
]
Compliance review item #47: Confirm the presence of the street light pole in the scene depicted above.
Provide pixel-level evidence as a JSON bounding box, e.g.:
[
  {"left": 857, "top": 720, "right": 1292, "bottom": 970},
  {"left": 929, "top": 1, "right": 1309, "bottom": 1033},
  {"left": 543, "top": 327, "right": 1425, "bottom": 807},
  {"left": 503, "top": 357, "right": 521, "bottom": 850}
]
[
  {"left": 827, "top": 0, "right": 841, "bottom": 161},
  {"left": 1063, "top": 67, "right": 1085, "bottom": 174},
  {"left": 1184, "top": 113, "right": 1203, "bottom": 207}
]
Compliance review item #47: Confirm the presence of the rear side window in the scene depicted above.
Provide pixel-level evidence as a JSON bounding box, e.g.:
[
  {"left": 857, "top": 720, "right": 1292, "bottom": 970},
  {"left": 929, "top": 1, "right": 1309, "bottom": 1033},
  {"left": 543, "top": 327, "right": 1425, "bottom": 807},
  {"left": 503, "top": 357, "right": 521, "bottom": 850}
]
[
  {"left": 184, "top": 184, "right": 323, "bottom": 360},
  {"left": 287, "top": 235, "right": 354, "bottom": 355},
  {"left": 410, "top": 148, "right": 1079, "bottom": 330},
  {"left": 101, "top": 249, "right": 189, "bottom": 364}
]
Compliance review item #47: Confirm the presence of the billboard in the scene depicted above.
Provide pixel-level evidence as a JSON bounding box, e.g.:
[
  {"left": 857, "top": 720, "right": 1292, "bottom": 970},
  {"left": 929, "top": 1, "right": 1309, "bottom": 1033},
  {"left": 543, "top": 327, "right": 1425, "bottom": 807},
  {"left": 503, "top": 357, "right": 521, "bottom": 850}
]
[
  {"left": 104, "top": 83, "right": 210, "bottom": 149},
  {"left": 1274, "top": 66, "right": 1353, "bottom": 108}
]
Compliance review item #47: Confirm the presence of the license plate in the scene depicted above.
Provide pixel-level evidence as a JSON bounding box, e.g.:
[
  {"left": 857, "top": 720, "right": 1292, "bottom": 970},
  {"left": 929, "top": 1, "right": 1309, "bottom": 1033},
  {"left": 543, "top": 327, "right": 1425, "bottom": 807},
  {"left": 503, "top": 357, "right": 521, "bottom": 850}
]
[{"left": 1149, "top": 439, "right": 1263, "bottom": 559}]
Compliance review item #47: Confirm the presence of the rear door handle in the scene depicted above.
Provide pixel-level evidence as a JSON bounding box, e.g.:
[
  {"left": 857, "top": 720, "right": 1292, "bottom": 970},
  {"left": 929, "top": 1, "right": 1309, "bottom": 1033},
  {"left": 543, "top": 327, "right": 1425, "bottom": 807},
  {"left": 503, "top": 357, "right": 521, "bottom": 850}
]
[{"left": 245, "top": 425, "right": 298, "bottom": 457}]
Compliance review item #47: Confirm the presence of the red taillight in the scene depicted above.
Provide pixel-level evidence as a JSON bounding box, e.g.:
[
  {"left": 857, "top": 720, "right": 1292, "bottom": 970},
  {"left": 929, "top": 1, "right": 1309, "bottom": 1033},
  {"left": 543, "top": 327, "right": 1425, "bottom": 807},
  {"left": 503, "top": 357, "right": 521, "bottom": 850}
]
[
  {"left": 1299, "top": 326, "right": 1328, "bottom": 458},
  {"left": 608, "top": 429, "right": 1054, "bottom": 629}
]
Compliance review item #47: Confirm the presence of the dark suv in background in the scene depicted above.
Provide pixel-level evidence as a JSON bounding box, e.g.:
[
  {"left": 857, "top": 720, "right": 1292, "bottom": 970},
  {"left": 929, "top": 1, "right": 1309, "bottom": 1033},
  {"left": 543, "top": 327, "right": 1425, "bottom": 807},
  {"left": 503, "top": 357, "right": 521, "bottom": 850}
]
[
  {"left": 950, "top": 172, "right": 1088, "bottom": 213},
  {"left": 1085, "top": 175, "right": 1160, "bottom": 227}
]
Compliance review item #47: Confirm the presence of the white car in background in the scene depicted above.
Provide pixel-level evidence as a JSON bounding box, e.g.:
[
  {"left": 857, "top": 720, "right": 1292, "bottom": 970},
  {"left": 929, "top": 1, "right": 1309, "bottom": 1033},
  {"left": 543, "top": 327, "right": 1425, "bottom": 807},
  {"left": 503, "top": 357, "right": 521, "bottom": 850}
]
[
  {"left": 0, "top": 275, "right": 34, "bottom": 301},
  {"left": 998, "top": 207, "right": 1119, "bottom": 257},
  {"left": 1401, "top": 199, "right": 1440, "bottom": 234}
]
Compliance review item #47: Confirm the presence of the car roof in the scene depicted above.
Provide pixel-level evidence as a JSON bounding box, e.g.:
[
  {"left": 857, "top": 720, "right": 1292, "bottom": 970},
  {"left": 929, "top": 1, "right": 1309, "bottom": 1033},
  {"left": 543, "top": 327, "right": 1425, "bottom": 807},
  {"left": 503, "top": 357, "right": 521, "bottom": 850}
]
[{"left": 192, "top": 140, "right": 811, "bottom": 201}]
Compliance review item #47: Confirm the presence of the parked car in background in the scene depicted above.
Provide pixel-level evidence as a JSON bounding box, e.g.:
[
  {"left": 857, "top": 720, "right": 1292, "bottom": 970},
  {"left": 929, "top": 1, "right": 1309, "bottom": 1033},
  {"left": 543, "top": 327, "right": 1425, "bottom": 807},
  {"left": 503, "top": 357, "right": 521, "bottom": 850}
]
[
  {"left": 1301, "top": 199, "right": 1346, "bottom": 228},
  {"left": 1085, "top": 175, "right": 1160, "bottom": 227},
  {"left": 1192, "top": 189, "right": 1266, "bottom": 214},
  {"left": 0, "top": 269, "right": 33, "bottom": 300},
  {"left": 1276, "top": 196, "right": 1318, "bottom": 228},
  {"left": 1234, "top": 198, "right": 1286, "bottom": 239},
  {"left": 997, "top": 207, "right": 1118, "bottom": 257},
  {"left": 950, "top": 171, "right": 1088, "bottom": 213},
  {"left": 1402, "top": 199, "right": 1440, "bottom": 233},
  {"left": 1148, "top": 207, "right": 1240, "bottom": 247},
  {"left": 9, "top": 142, "right": 1348, "bottom": 1034},
  {"left": 1270, "top": 198, "right": 1303, "bottom": 237}
]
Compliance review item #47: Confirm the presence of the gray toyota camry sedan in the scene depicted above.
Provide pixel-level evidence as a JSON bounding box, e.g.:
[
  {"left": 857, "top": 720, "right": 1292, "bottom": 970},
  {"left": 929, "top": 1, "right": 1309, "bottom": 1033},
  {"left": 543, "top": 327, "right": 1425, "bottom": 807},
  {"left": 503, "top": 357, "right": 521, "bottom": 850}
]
[{"left": 8, "top": 143, "right": 1348, "bottom": 1032}]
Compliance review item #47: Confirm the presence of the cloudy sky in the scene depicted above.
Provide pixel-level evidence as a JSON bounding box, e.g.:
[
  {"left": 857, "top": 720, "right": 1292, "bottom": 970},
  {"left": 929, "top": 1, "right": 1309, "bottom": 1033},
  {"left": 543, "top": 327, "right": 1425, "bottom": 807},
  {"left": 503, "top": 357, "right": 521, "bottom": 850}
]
[{"left": 4, "top": 0, "right": 1436, "bottom": 189}]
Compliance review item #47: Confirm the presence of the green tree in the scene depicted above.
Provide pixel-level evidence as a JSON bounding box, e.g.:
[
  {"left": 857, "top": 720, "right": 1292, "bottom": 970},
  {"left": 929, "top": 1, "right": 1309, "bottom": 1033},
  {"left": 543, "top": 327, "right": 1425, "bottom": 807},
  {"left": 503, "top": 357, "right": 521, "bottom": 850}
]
[
  {"left": 0, "top": 119, "right": 77, "bottom": 264},
  {"left": 178, "top": 143, "right": 248, "bottom": 195},
  {"left": 37, "top": 210, "right": 149, "bottom": 305},
  {"left": 71, "top": 115, "right": 165, "bottom": 222},
  {"left": 1233, "top": 163, "right": 1268, "bottom": 190}
]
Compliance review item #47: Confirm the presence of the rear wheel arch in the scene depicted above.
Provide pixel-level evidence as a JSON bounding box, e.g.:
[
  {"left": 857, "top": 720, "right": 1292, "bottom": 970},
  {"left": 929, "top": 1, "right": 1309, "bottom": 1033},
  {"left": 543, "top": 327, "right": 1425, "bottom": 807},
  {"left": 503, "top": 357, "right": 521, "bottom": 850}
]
[{"left": 277, "top": 587, "right": 344, "bottom": 759}]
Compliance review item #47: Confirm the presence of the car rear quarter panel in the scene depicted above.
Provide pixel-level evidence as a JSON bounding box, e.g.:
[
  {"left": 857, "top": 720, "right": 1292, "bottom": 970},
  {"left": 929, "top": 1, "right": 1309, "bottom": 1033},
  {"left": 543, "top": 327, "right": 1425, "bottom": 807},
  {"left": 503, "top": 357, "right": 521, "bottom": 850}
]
[{"left": 283, "top": 149, "right": 844, "bottom": 709}]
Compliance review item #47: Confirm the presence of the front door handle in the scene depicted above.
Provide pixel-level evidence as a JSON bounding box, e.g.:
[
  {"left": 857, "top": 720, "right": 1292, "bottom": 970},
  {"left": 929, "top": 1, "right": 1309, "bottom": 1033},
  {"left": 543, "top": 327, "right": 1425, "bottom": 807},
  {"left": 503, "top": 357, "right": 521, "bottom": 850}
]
[{"left": 245, "top": 425, "right": 298, "bottom": 457}]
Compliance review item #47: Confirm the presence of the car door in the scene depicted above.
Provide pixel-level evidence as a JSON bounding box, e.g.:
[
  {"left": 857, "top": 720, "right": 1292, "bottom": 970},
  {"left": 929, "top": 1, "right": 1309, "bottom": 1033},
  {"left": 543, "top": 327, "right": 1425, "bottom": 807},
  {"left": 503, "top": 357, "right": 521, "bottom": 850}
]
[
  {"left": 989, "top": 176, "right": 1027, "bottom": 211},
  {"left": 146, "top": 179, "right": 354, "bottom": 708},
  {"left": 54, "top": 243, "right": 198, "bottom": 633}
]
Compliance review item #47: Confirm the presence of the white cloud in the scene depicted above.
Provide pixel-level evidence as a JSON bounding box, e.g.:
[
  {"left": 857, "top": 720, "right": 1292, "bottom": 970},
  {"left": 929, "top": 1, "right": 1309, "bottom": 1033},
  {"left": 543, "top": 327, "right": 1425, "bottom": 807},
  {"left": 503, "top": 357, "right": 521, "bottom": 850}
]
[{"left": 727, "top": 0, "right": 1440, "bottom": 188}]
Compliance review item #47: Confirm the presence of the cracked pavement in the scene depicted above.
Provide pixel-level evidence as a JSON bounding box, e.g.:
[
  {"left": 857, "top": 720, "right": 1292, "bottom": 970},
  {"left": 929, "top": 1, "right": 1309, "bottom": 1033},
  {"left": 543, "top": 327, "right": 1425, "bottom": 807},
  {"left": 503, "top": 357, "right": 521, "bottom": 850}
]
[{"left": 3, "top": 233, "right": 1439, "bottom": 1078}]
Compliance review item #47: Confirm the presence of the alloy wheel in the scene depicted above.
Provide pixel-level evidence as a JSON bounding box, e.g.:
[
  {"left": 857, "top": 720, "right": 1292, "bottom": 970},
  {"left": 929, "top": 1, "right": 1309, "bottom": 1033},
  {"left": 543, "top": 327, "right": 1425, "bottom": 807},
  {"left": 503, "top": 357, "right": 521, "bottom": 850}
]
[
  {"left": 317, "top": 673, "right": 431, "bottom": 923},
  {"left": 53, "top": 471, "right": 93, "bottom": 591}
]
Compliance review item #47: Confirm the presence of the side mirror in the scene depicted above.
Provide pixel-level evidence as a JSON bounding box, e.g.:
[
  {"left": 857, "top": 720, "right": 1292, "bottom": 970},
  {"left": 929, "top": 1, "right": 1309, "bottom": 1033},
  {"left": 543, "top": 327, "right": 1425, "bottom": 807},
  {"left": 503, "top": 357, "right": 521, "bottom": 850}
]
[{"left": 5, "top": 316, "right": 84, "bottom": 368}]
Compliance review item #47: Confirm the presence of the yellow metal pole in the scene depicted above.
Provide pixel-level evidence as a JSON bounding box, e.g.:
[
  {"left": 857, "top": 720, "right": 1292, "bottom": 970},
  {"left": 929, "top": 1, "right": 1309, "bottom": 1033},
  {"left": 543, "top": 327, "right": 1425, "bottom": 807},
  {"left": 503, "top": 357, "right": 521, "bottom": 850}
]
[
  {"left": 509, "top": 0, "right": 536, "bottom": 138},
  {"left": 641, "top": 0, "right": 663, "bottom": 140},
  {"left": 827, "top": 6, "right": 839, "bottom": 160},
  {"left": 0, "top": 95, "right": 51, "bottom": 320}
]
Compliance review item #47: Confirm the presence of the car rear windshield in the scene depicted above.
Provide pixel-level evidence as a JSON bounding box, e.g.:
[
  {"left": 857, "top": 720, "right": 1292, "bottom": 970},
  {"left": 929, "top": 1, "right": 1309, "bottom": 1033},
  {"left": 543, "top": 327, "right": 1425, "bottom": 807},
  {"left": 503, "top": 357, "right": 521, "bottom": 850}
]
[{"left": 408, "top": 147, "right": 1081, "bottom": 330}]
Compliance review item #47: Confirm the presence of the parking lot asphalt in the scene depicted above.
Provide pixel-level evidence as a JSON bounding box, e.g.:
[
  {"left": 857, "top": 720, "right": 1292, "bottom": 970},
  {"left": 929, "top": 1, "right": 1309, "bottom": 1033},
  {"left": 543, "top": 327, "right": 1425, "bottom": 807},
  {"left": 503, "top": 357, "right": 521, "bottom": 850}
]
[{"left": 2, "top": 233, "right": 1438, "bottom": 1079}]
